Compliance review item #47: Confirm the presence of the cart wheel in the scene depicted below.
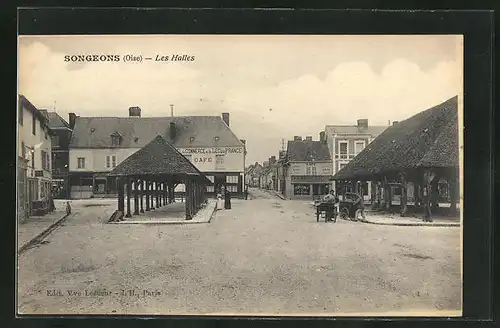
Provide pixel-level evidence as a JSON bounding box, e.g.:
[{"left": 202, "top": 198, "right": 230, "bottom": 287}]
[{"left": 340, "top": 207, "right": 349, "bottom": 220}]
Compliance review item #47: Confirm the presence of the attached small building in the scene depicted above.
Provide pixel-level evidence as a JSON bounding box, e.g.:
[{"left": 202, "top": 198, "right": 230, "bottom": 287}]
[
  {"left": 68, "top": 108, "right": 246, "bottom": 199},
  {"left": 17, "top": 95, "right": 53, "bottom": 219},
  {"left": 282, "top": 136, "right": 333, "bottom": 200}
]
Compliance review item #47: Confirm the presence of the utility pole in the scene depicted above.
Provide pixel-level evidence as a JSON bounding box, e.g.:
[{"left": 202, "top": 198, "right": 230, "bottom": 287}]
[{"left": 170, "top": 104, "right": 174, "bottom": 117}]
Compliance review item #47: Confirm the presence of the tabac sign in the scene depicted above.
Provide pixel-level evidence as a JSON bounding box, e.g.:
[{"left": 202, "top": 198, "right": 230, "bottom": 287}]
[{"left": 179, "top": 147, "right": 244, "bottom": 155}]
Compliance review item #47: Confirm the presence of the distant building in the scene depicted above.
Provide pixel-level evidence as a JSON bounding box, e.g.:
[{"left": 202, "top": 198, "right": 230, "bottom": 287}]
[
  {"left": 246, "top": 162, "right": 263, "bottom": 187},
  {"left": 324, "top": 119, "right": 387, "bottom": 200},
  {"left": 282, "top": 135, "right": 332, "bottom": 200},
  {"left": 45, "top": 111, "right": 73, "bottom": 199},
  {"left": 17, "top": 95, "right": 53, "bottom": 220},
  {"left": 68, "top": 108, "right": 246, "bottom": 199}
]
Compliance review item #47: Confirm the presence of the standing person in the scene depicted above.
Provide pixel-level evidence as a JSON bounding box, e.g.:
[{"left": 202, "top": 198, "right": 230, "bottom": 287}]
[
  {"left": 244, "top": 185, "right": 249, "bottom": 200},
  {"left": 224, "top": 186, "right": 232, "bottom": 210},
  {"left": 354, "top": 194, "right": 366, "bottom": 221},
  {"left": 322, "top": 190, "right": 338, "bottom": 222}
]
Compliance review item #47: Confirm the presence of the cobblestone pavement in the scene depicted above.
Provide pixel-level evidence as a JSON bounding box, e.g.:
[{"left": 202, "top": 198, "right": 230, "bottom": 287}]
[{"left": 18, "top": 190, "right": 461, "bottom": 315}]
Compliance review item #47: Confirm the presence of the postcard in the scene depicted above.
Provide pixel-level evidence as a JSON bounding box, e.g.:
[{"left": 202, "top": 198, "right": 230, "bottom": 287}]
[{"left": 17, "top": 34, "right": 463, "bottom": 316}]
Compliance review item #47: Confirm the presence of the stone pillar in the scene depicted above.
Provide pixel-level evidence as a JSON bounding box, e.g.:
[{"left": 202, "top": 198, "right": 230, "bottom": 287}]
[
  {"left": 449, "top": 175, "right": 458, "bottom": 216},
  {"left": 139, "top": 179, "right": 144, "bottom": 213},
  {"left": 133, "top": 179, "right": 140, "bottom": 215},
  {"left": 150, "top": 181, "right": 155, "bottom": 210},
  {"left": 423, "top": 170, "right": 433, "bottom": 222},
  {"left": 125, "top": 178, "right": 132, "bottom": 218},
  {"left": 117, "top": 177, "right": 124, "bottom": 212},
  {"left": 400, "top": 172, "right": 408, "bottom": 217},
  {"left": 155, "top": 181, "right": 160, "bottom": 207},
  {"left": 145, "top": 180, "right": 150, "bottom": 211}
]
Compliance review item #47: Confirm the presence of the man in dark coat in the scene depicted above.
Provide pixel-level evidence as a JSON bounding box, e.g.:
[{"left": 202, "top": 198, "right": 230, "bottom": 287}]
[{"left": 224, "top": 187, "right": 232, "bottom": 209}]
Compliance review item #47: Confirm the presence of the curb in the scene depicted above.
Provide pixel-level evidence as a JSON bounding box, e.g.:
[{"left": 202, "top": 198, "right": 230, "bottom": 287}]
[
  {"left": 112, "top": 202, "right": 218, "bottom": 225},
  {"left": 18, "top": 212, "right": 72, "bottom": 255},
  {"left": 357, "top": 219, "right": 460, "bottom": 227}
]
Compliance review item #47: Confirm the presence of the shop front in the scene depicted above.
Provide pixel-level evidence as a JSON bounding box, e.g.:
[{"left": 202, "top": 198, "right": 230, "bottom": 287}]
[{"left": 289, "top": 175, "right": 332, "bottom": 200}]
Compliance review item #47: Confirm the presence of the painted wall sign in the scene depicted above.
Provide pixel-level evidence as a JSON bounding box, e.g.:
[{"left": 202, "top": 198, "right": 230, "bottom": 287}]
[
  {"left": 180, "top": 147, "right": 243, "bottom": 155},
  {"left": 194, "top": 157, "right": 212, "bottom": 163}
]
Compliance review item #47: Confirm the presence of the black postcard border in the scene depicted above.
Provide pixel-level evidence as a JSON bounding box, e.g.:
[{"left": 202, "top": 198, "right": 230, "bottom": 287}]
[{"left": 5, "top": 6, "right": 496, "bottom": 328}]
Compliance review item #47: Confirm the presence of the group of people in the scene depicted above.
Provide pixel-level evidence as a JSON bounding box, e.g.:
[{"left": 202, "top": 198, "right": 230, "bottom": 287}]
[
  {"left": 321, "top": 189, "right": 366, "bottom": 221},
  {"left": 216, "top": 186, "right": 232, "bottom": 210}
]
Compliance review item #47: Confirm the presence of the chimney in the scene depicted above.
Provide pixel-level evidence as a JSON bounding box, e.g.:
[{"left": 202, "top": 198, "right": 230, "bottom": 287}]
[
  {"left": 305, "top": 136, "right": 313, "bottom": 141},
  {"left": 170, "top": 104, "right": 174, "bottom": 117},
  {"left": 222, "top": 112, "right": 230, "bottom": 127},
  {"left": 270, "top": 156, "right": 276, "bottom": 164},
  {"left": 392, "top": 121, "right": 399, "bottom": 126},
  {"left": 169, "top": 122, "right": 176, "bottom": 140},
  {"left": 357, "top": 119, "right": 368, "bottom": 128},
  {"left": 319, "top": 131, "right": 326, "bottom": 143},
  {"left": 69, "top": 113, "right": 77, "bottom": 129},
  {"left": 128, "top": 106, "right": 141, "bottom": 117},
  {"left": 279, "top": 150, "right": 286, "bottom": 159},
  {"left": 293, "top": 136, "right": 302, "bottom": 141}
]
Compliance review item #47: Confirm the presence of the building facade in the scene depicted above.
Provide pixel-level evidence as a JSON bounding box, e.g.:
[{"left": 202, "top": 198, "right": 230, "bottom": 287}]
[
  {"left": 17, "top": 95, "right": 53, "bottom": 220},
  {"left": 68, "top": 108, "right": 246, "bottom": 199},
  {"left": 45, "top": 111, "right": 73, "bottom": 199},
  {"left": 324, "top": 119, "right": 387, "bottom": 201},
  {"left": 282, "top": 136, "right": 333, "bottom": 200}
]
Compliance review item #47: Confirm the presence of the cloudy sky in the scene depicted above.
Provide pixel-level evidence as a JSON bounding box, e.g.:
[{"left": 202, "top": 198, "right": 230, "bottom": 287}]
[{"left": 18, "top": 35, "right": 462, "bottom": 165}]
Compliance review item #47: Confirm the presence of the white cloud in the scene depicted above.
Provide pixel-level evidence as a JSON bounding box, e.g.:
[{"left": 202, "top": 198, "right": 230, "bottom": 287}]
[{"left": 18, "top": 37, "right": 461, "bottom": 165}]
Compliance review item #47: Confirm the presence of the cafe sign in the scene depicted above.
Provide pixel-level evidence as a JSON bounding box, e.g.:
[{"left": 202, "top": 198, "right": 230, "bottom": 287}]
[{"left": 179, "top": 147, "right": 243, "bottom": 155}]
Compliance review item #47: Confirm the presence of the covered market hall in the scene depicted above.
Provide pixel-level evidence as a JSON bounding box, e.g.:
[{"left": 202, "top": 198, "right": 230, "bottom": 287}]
[
  {"left": 108, "top": 135, "right": 210, "bottom": 222},
  {"left": 332, "top": 96, "right": 460, "bottom": 221}
]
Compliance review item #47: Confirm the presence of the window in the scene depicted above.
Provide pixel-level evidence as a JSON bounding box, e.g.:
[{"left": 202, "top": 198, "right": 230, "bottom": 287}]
[
  {"left": 293, "top": 184, "right": 310, "bottom": 195},
  {"left": 206, "top": 175, "right": 215, "bottom": 183},
  {"left": 111, "top": 135, "right": 121, "bottom": 146},
  {"left": 312, "top": 166, "right": 317, "bottom": 176},
  {"left": 306, "top": 166, "right": 311, "bottom": 175},
  {"left": 18, "top": 104, "right": 23, "bottom": 125},
  {"left": 339, "top": 141, "right": 348, "bottom": 159},
  {"left": 51, "top": 135, "right": 60, "bottom": 147},
  {"left": 226, "top": 185, "right": 238, "bottom": 193},
  {"left": 215, "top": 154, "right": 225, "bottom": 169},
  {"left": 77, "top": 157, "right": 85, "bottom": 169},
  {"left": 106, "top": 155, "right": 117, "bottom": 168},
  {"left": 226, "top": 175, "right": 238, "bottom": 184},
  {"left": 42, "top": 151, "right": 47, "bottom": 170},
  {"left": 206, "top": 185, "right": 215, "bottom": 193},
  {"left": 45, "top": 151, "right": 50, "bottom": 171},
  {"left": 32, "top": 116, "right": 36, "bottom": 135},
  {"left": 21, "top": 142, "right": 26, "bottom": 159},
  {"left": 354, "top": 141, "right": 365, "bottom": 155}
]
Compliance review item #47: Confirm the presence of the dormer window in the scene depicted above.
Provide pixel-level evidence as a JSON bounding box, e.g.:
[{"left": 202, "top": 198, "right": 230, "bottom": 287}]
[
  {"left": 214, "top": 136, "right": 220, "bottom": 142},
  {"left": 189, "top": 136, "right": 195, "bottom": 143},
  {"left": 111, "top": 132, "right": 122, "bottom": 147}
]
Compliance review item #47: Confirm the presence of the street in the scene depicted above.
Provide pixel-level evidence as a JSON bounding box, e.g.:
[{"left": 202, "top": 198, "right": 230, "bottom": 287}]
[{"left": 17, "top": 188, "right": 461, "bottom": 315}]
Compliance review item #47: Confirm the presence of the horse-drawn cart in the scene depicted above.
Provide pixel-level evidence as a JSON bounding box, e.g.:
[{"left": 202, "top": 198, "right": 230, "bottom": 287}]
[{"left": 315, "top": 202, "right": 338, "bottom": 222}]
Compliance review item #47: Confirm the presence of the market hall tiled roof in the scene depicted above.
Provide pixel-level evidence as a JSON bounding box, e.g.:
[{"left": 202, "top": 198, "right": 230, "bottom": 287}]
[
  {"left": 333, "top": 96, "right": 459, "bottom": 180},
  {"left": 286, "top": 140, "right": 332, "bottom": 162},
  {"left": 109, "top": 135, "right": 207, "bottom": 180},
  {"left": 69, "top": 116, "right": 244, "bottom": 149}
]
